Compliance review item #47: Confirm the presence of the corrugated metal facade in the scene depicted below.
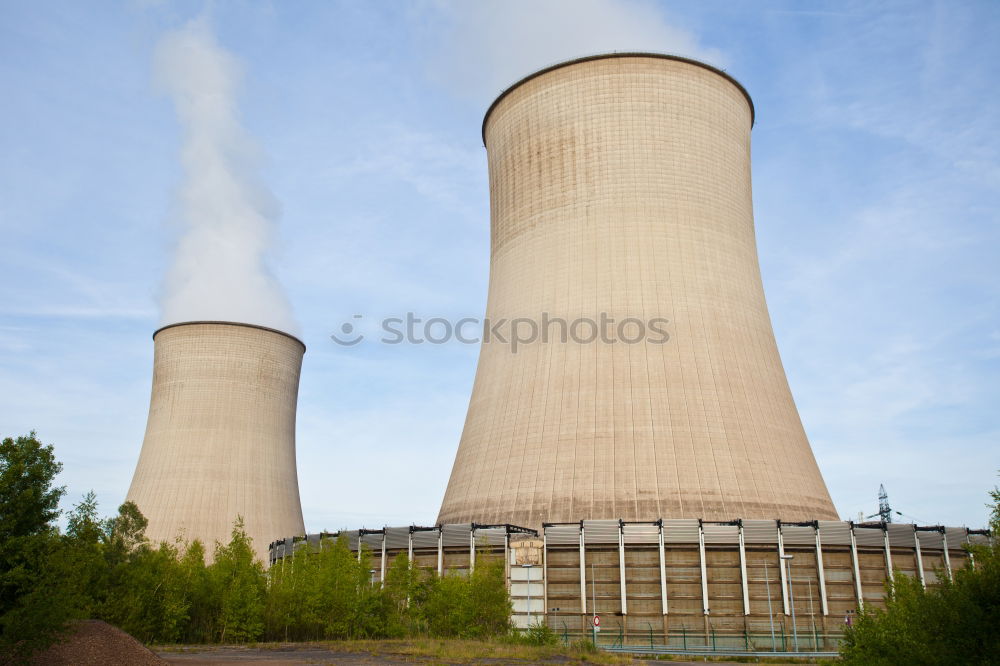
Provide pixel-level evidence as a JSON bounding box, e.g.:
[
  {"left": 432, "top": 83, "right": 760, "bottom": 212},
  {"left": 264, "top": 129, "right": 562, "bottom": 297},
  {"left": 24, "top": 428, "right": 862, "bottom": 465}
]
[{"left": 270, "top": 520, "right": 990, "bottom": 648}]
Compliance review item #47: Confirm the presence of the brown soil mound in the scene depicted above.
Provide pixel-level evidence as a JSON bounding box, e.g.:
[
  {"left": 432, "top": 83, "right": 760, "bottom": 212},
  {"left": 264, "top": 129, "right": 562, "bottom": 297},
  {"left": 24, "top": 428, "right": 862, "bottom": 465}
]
[{"left": 31, "top": 620, "right": 166, "bottom": 665}]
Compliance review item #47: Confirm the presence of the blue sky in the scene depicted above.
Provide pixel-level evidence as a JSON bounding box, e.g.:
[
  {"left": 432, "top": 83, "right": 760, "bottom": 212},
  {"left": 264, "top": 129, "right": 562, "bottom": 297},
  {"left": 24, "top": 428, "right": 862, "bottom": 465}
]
[{"left": 1, "top": 1, "right": 997, "bottom": 533}]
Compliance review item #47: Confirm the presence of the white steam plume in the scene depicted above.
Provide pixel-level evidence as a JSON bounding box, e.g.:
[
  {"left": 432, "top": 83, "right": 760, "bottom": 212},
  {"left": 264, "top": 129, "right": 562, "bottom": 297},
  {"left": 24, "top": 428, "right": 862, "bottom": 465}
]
[
  {"left": 154, "top": 18, "right": 297, "bottom": 335},
  {"left": 430, "top": 0, "right": 725, "bottom": 106}
]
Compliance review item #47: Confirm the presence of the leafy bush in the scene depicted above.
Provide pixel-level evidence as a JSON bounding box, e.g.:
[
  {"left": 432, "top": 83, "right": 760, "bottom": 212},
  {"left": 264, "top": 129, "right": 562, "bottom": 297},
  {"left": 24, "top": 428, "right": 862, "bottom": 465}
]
[
  {"left": 840, "top": 480, "right": 1000, "bottom": 665},
  {"left": 570, "top": 637, "right": 599, "bottom": 653},
  {"left": 519, "top": 620, "right": 558, "bottom": 646}
]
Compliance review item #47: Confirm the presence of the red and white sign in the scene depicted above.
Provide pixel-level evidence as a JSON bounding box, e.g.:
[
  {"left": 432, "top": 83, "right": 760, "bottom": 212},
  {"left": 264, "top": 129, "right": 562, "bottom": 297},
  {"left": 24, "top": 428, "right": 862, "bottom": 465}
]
[{"left": 593, "top": 615, "right": 601, "bottom": 628}]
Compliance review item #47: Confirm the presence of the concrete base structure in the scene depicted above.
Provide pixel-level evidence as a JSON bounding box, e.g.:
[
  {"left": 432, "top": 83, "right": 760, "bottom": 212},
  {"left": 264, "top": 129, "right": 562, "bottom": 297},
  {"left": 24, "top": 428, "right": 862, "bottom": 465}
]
[
  {"left": 271, "top": 520, "right": 991, "bottom": 651},
  {"left": 127, "top": 322, "right": 306, "bottom": 563}
]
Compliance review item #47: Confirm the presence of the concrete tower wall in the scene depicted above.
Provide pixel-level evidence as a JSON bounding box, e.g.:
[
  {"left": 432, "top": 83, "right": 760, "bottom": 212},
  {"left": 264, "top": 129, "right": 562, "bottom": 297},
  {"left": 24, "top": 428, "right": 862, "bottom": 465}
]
[
  {"left": 127, "top": 321, "right": 305, "bottom": 563},
  {"left": 438, "top": 54, "right": 837, "bottom": 528}
]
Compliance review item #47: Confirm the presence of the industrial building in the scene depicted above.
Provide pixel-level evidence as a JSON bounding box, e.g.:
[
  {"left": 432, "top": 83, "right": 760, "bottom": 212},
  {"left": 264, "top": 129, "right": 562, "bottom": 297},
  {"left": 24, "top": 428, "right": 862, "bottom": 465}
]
[
  {"left": 270, "top": 520, "right": 991, "bottom": 648},
  {"left": 127, "top": 321, "right": 306, "bottom": 563},
  {"left": 439, "top": 53, "right": 837, "bottom": 528}
]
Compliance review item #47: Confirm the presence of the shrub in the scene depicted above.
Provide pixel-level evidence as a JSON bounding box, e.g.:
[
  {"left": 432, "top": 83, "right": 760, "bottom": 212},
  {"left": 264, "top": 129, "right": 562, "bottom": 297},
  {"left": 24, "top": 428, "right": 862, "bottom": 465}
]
[{"left": 840, "top": 479, "right": 1000, "bottom": 665}]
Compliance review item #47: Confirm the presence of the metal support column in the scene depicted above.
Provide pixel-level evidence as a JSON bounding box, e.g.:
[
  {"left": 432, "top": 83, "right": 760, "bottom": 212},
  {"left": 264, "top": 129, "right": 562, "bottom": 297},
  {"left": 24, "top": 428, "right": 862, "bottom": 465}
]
[
  {"left": 470, "top": 525, "right": 476, "bottom": 573},
  {"left": 814, "top": 523, "right": 829, "bottom": 616},
  {"left": 913, "top": 527, "right": 926, "bottom": 589},
  {"left": 380, "top": 532, "right": 387, "bottom": 585},
  {"left": 504, "top": 532, "right": 510, "bottom": 590},
  {"left": 849, "top": 524, "right": 864, "bottom": 610},
  {"left": 437, "top": 528, "right": 443, "bottom": 577},
  {"left": 405, "top": 529, "right": 414, "bottom": 608},
  {"left": 579, "top": 523, "right": 587, "bottom": 615},
  {"left": 698, "top": 520, "right": 709, "bottom": 615},
  {"left": 941, "top": 530, "right": 953, "bottom": 580},
  {"left": 777, "top": 524, "right": 790, "bottom": 615},
  {"left": 542, "top": 531, "right": 549, "bottom": 614},
  {"left": 738, "top": 522, "right": 750, "bottom": 616},
  {"left": 618, "top": 520, "right": 628, "bottom": 615},
  {"left": 658, "top": 520, "right": 668, "bottom": 615},
  {"left": 883, "top": 524, "right": 894, "bottom": 583}
]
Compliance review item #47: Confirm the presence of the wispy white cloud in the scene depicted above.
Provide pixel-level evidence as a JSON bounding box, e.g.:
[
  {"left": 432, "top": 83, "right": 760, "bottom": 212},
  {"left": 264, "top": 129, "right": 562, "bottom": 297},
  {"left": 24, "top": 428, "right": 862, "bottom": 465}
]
[{"left": 328, "top": 123, "right": 484, "bottom": 214}]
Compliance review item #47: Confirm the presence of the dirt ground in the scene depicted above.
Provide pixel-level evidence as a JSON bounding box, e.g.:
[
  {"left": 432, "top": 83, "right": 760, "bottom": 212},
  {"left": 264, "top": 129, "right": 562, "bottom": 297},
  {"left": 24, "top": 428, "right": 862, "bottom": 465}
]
[
  {"left": 30, "top": 620, "right": 166, "bottom": 665},
  {"left": 158, "top": 645, "right": 410, "bottom": 664},
  {"left": 155, "top": 643, "right": 819, "bottom": 665}
]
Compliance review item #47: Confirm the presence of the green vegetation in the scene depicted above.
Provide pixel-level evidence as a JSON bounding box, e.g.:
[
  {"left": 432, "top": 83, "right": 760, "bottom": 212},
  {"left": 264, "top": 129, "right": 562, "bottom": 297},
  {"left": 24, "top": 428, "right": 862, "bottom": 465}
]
[
  {"left": 266, "top": 543, "right": 512, "bottom": 640},
  {"left": 840, "top": 479, "right": 1000, "bottom": 665},
  {"left": 5, "top": 431, "right": 997, "bottom": 664},
  {"left": 0, "top": 431, "right": 74, "bottom": 657},
  {"left": 0, "top": 432, "right": 514, "bottom": 660}
]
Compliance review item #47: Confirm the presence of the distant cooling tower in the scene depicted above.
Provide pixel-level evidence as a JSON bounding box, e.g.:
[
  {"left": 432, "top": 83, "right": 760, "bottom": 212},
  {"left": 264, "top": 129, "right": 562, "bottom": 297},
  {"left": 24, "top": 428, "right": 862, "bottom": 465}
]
[
  {"left": 127, "top": 321, "right": 305, "bottom": 563},
  {"left": 438, "top": 54, "right": 838, "bottom": 528}
]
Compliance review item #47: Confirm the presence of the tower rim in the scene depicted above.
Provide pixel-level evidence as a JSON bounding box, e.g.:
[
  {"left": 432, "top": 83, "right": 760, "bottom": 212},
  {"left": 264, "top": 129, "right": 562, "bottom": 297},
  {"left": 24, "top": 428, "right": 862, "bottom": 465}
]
[
  {"left": 153, "top": 320, "right": 306, "bottom": 352},
  {"left": 481, "top": 52, "right": 755, "bottom": 144}
]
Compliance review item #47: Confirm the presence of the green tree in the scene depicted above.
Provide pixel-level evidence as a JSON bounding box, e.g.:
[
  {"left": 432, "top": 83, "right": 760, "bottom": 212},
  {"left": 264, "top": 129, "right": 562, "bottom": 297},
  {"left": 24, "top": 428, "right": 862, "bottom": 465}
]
[
  {"left": 0, "top": 432, "right": 73, "bottom": 659},
  {"left": 314, "top": 536, "right": 372, "bottom": 639},
  {"left": 423, "top": 571, "right": 472, "bottom": 637},
  {"left": 381, "top": 553, "right": 419, "bottom": 636},
  {"left": 61, "top": 491, "right": 111, "bottom": 618},
  {"left": 103, "top": 501, "right": 148, "bottom": 559},
  {"left": 467, "top": 558, "right": 513, "bottom": 638},
  {"left": 0, "top": 432, "right": 64, "bottom": 546},
  {"left": 211, "top": 518, "right": 266, "bottom": 642},
  {"left": 841, "top": 479, "right": 1000, "bottom": 665},
  {"left": 176, "top": 540, "right": 213, "bottom": 643},
  {"left": 421, "top": 558, "right": 511, "bottom": 639}
]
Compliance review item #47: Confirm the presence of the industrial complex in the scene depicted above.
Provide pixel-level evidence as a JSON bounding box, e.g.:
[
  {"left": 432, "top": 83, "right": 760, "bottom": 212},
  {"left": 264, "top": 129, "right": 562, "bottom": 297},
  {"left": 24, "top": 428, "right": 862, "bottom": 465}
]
[{"left": 127, "top": 53, "right": 990, "bottom": 648}]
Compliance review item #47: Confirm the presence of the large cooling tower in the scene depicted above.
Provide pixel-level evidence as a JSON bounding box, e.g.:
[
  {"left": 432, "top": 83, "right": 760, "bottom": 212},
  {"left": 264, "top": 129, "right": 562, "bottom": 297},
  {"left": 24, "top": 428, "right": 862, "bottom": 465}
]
[
  {"left": 438, "top": 54, "right": 838, "bottom": 528},
  {"left": 127, "top": 321, "right": 305, "bottom": 563}
]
